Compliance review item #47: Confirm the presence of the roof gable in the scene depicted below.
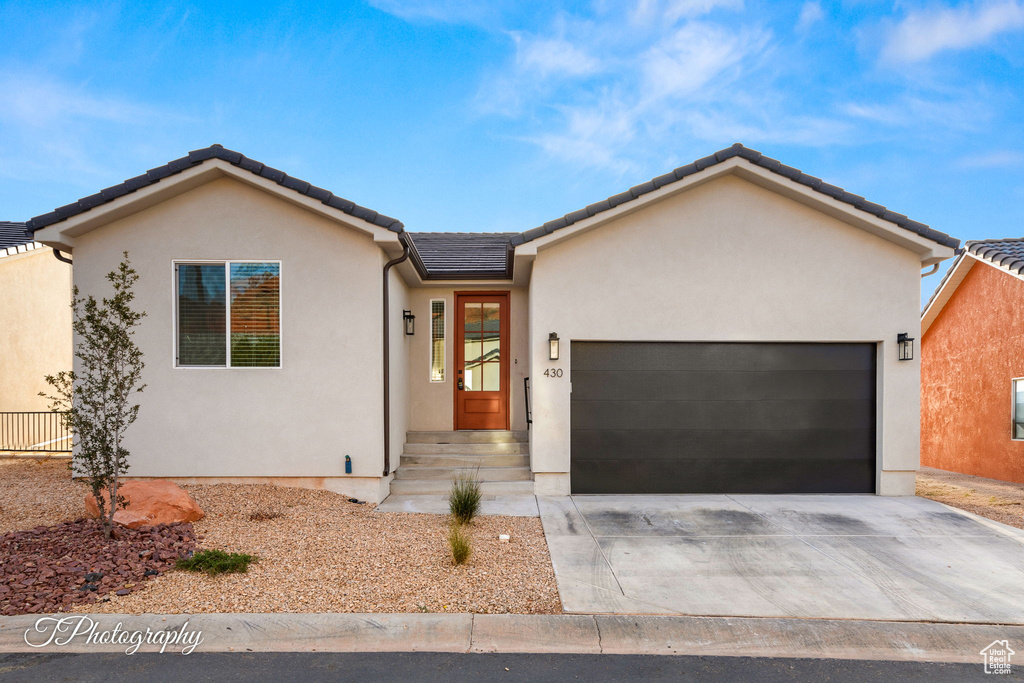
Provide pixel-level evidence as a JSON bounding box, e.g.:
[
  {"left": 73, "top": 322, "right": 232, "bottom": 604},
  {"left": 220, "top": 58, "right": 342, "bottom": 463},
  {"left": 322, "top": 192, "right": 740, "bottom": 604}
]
[
  {"left": 26, "top": 145, "right": 404, "bottom": 235},
  {"left": 922, "top": 237, "right": 1024, "bottom": 334},
  {"left": 512, "top": 143, "right": 959, "bottom": 252}
]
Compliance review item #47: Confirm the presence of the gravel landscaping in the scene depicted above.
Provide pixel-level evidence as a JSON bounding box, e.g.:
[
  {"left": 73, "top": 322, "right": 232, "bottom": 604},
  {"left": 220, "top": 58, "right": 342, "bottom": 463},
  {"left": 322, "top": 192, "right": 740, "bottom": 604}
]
[
  {"left": 0, "top": 458, "right": 561, "bottom": 615},
  {"left": 917, "top": 466, "right": 1024, "bottom": 530}
]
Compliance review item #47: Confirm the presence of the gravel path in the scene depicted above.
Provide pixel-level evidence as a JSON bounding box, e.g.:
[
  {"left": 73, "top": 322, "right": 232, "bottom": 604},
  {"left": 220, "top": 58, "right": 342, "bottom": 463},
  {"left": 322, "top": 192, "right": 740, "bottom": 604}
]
[
  {"left": 0, "top": 459, "right": 562, "bottom": 614},
  {"left": 917, "top": 466, "right": 1024, "bottom": 530}
]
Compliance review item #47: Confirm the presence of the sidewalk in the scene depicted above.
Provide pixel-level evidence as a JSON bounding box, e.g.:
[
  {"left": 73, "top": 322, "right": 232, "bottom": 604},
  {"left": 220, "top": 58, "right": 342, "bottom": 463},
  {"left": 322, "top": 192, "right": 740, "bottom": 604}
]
[{"left": 2, "top": 612, "right": 1021, "bottom": 663}]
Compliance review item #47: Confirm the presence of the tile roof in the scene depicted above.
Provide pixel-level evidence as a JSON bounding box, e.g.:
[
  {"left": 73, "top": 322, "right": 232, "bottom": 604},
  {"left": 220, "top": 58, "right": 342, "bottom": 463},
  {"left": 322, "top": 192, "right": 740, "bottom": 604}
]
[
  {"left": 511, "top": 143, "right": 960, "bottom": 250},
  {"left": 966, "top": 237, "right": 1024, "bottom": 275},
  {"left": 0, "top": 221, "right": 32, "bottom": 250},
  {"left": 407, "top": 232, "right": 515, "bottom": 278},
  {"left": 25, "top": 145, "right": 404, "bottom": 234},
  {"left": 24, "top": 143, "right": 959, "bottom": 280}
]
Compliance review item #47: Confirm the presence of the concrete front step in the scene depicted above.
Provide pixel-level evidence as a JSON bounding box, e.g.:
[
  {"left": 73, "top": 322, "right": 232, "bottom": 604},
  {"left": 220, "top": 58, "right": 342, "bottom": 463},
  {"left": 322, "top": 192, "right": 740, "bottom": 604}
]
[
  {"left": 389, "top": 480, "right": 535, "bottom": 495},
  {"left": 403, "top": 442, "right": 528, "bottom": 455},
  {"left": 406, "top": 430, "right": 529, "bottom": 444},
  {"left": 394, "top": 466, "right": 532, "bottom": 481},
  {"left": 400, "top": 454, "right": 530, "bottom": 468}
]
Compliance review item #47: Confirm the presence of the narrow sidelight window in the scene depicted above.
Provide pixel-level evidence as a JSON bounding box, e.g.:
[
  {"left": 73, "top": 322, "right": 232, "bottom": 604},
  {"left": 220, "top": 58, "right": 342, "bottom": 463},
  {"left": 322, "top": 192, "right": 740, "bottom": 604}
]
[
  {"left": 430, "top": 299, "right": 445, "bottom": 382},
  {"left": 176, "top": 261, "right": 281, "bottom": 368},
  {"left": 1015, "top": 378, "right": 1024, "bottom": 440}
]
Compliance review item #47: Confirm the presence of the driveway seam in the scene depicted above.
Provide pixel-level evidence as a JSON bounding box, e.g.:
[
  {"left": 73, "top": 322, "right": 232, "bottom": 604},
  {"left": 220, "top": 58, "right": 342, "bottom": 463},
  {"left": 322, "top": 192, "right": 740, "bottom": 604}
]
[{"left": 570, "top": 496, "right": 627, "bottom": 597}]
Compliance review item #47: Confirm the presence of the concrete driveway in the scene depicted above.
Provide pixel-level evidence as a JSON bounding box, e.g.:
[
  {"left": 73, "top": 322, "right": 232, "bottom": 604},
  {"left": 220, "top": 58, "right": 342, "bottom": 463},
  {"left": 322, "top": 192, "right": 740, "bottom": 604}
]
[{"left": 538, "top": 494, "right": 1024, "bottom": 623}]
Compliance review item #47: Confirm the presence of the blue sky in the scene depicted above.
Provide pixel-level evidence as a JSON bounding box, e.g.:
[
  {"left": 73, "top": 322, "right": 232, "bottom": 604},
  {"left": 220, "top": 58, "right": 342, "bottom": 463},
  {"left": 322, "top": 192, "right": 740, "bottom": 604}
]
[{"left": 2, "top": 1, "right": 1023, "bottom": 303}]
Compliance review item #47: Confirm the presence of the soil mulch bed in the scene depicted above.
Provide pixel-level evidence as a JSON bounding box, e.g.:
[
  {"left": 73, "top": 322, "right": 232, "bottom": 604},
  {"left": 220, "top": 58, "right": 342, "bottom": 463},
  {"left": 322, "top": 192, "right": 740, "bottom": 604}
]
[
  {"left": 0, "top": 458, "right": 561, "bottom": 615},
  {"left": 917, "top": 466, "right": 1024, "bottom": 530},
  {"left": 0, "top": 519, "right": 196, "bottom": 616}
]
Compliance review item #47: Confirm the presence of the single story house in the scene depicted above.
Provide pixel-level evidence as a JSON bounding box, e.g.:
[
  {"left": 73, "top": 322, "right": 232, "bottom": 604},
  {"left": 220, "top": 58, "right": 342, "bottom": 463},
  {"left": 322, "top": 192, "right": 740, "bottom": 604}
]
[
  {"left": 920, "top": 238, "right": 1024, "bottom": 484},
  {"left": 0, "top": 222, "right": 72, "bottom": 414},
  {"left": 28, "top": 144, "right": 958, "bottom": 502}
]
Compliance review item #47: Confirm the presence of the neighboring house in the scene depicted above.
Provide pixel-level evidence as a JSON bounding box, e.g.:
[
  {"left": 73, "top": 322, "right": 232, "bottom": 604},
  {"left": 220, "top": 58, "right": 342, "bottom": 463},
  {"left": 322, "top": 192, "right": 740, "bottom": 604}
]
[
  {"left": 0, "top": 222, "right": 72, "bottom": 413},
  {"left": 28, "top": 144, "right": 958, "bottom": 502},
  {"left": 921, "top": 239, "right": 1024, "bottom": 484}
]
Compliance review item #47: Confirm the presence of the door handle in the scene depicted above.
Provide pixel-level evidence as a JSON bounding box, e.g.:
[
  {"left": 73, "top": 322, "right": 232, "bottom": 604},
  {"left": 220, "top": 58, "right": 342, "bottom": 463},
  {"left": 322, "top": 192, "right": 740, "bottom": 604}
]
[{"left": 458, "top": 380, "right": 464, "bottom": 390}]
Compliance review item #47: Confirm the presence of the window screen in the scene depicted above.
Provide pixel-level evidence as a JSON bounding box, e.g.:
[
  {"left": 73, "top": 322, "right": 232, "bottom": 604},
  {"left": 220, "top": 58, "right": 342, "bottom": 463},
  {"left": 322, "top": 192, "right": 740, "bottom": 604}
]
[
  {"left": 177, "top": 264, "right": 227, "bottom": 366},
  {"left": 430, "top": 299, "right": 445, "bottom": 382},
  {"left": 176, "top": 262, "right": 280, "bottom": 368}
]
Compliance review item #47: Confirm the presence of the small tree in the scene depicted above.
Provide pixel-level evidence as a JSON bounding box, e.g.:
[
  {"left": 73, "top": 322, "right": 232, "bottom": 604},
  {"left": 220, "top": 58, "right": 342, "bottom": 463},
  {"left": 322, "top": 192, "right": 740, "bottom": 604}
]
[{"left": 43, "top": 252, "right": 146, "bottom": 539}]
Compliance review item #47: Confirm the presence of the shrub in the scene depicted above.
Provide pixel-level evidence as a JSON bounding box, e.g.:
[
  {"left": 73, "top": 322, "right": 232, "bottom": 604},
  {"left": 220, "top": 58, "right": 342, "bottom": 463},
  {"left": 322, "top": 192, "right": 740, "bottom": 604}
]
[
  {"left": 449, "top": 524, "right": 471, "bottom": 565},
  {"left": 248, "top": 508, "right": 285, "bottom": 522},
  {"left": 448, "top": 468, "right": 482, "bottom": 524},
  {"left": 176, "top": 549, "right": 258, "bottom": 576}
]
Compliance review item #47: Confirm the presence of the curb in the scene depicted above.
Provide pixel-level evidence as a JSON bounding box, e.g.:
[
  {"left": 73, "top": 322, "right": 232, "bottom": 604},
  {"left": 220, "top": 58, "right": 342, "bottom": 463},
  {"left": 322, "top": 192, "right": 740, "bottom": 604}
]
[{"left": 1, "top": 613, "right": 1021, "bottom": 662}]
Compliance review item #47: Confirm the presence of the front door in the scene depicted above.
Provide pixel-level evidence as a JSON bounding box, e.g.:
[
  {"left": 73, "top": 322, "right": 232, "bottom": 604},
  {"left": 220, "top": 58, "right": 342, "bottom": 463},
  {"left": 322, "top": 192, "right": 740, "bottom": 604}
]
[{"left": 455, "top": 292, "right": 509, "bottom": 430}]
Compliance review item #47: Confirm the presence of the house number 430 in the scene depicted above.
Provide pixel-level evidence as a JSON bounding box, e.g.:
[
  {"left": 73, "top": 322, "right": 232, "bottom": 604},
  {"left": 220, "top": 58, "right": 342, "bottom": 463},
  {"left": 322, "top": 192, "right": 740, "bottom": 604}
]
[{"left": 543, "top": 369, "right": 564, "bottom": 378}]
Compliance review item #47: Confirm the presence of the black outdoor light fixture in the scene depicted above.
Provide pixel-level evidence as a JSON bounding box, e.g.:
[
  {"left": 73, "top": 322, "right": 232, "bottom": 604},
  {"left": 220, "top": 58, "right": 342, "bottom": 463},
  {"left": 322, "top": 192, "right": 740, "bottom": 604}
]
[
  {"left": 403, "top": 310, "right": 415, "bottom": 336},
  {"left": 549, "top": 332, "right": 560, "bottom": 361},
  {"left": 897, "top": 333, "right": 914, "bottom": 361}
]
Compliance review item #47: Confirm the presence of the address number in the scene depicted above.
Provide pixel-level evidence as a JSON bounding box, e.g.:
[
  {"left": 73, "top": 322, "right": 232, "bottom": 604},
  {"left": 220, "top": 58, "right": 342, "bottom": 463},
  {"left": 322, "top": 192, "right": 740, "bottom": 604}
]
[{"left": 544, "top": 369, "right": 564, "bottom": 378}]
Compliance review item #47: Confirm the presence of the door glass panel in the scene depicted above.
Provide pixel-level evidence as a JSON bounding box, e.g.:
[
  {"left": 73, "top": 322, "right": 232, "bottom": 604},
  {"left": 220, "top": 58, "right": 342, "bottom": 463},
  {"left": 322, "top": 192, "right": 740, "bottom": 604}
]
[
  {"left": 482, "top": 303, "right": 500, "bottom": 331},
  {"left": 464, "top": 363, "right": 480, "bottom": 391},
  {"left": 481, "top": 330, "right": 500, "bottom": 362},
  {"left": 464, "top": 303, "right": 482, "bottom": 332},
  {"left": 482, "top": 363, "right": 500, "bottom": 391},
  {"left": 464, "top": 338, "right": 482, "bottom": 364}
]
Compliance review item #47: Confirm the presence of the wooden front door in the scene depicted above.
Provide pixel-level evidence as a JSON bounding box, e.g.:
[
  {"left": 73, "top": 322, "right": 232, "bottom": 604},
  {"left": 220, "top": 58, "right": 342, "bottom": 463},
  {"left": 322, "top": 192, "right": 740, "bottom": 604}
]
[{"left": 455, "top": 292, "right": 509, "bottom": 430}]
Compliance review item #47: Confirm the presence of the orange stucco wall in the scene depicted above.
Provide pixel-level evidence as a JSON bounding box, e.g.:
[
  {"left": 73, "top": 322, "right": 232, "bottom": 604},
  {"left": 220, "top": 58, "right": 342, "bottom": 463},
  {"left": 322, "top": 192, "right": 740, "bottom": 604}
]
[{"left": 921, "top": 261, "right": 1024, "bottom": 483}]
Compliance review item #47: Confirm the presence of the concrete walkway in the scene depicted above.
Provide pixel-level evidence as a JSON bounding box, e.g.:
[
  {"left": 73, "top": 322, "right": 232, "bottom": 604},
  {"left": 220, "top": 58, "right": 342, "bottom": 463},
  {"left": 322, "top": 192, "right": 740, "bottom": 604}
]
[
  {"left": 2, "top": 613, "right": 1021, "bottom": 663},
  {"left": 540, "top": 494, "right": 1024, "bottom": 622}
]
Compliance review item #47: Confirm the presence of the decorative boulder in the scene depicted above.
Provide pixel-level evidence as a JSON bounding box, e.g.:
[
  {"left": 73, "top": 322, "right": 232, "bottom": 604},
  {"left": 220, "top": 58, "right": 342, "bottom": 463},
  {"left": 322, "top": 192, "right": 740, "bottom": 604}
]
[{"left": 85, "top": 480, "right": 204, "bottom": 529}]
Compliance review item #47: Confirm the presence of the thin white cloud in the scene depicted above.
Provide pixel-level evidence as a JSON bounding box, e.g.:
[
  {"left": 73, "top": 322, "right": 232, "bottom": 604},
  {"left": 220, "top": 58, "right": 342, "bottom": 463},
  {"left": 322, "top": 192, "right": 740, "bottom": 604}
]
[
  {"left": 640, "top": 23, "right": 768, "bottom": 102},
  {"left": 840, "top": 95, "right": 990, "bottom": 131},
  {"left": 957, "top": 150, "right": 1024, "bottom": 168},
  {"left": 514, "top": 35, "right": 602, "bottom": 78},
  {"left": 880, "top": 0, "right": 1024, "bottom": 63},
  {"left": 366, "top": 0, "right": 501, "bottom": 25},
  {"left": 796, "top": 1, "right": 824, "bottom": 32},
  {"left": 631, "top": 0, "right": 744, "bottom": 25},
  {"left": 0, "top": 75, "right": 167, "bottom": 128}
]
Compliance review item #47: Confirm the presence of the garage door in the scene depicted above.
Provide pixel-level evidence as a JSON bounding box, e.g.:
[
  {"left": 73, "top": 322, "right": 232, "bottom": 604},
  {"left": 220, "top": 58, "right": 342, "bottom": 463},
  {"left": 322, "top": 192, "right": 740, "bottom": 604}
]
[{"left": 570, "top": 342, "right": 876, "bottom": 494}]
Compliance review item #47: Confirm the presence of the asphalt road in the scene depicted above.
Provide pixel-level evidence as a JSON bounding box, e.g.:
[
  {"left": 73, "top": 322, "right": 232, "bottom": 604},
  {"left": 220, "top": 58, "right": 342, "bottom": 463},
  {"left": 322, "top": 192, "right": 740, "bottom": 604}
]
[{"left": 0, "top": 652, "right": 1017, "bottom": 682}]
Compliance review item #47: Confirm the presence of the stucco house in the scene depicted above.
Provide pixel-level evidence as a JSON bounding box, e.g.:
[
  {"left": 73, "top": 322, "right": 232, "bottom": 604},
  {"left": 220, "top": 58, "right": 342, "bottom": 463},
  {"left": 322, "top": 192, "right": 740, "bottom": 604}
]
[
  {"left": 0, "top": 222, "right": 72, "bottom": 413},
  {"left": 920, "top": 238, "right": 1024, "bottom": 484},
  {"left": 27, "top": 144, "right": 958, "bottom": 502}
]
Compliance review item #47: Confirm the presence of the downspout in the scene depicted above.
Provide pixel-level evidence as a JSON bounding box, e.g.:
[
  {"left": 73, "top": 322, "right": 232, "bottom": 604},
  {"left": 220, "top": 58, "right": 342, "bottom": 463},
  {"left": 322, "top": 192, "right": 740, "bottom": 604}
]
[
  {"left": 921, "top": 263, "right": 939, "bottom": 277},
  {"left": 52, "top": 249, "right": 72, "bottom": 265},
  {"left": 382, "top": 237, "right": 411, "bottom": 476}
]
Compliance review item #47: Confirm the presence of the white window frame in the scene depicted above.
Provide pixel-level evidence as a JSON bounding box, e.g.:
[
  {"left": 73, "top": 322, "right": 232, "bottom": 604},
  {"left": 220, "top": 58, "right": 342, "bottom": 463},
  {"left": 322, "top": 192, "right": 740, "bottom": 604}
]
[
  {"left": 429, "top": 298, "right": 446, "bottom": 383},
  {"left": 1014, "top": 377, "right": 1024, "bottom": 441},
  {"left": 172, "top": 259, "right": 283, "bottom": 370}
]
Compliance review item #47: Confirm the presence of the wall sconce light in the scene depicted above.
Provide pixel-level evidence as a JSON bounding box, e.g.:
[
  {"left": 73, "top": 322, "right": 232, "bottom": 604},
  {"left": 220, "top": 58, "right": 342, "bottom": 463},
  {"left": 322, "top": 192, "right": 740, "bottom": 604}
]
[
  {"left": 897, "top": 333, "right": 914, "bottom": 361},
  {"left": 403, "top": 310, "right": 415, "bottom": 336},
  {"left": 549, "top": 332, "right": 560, "bottom": 361}
]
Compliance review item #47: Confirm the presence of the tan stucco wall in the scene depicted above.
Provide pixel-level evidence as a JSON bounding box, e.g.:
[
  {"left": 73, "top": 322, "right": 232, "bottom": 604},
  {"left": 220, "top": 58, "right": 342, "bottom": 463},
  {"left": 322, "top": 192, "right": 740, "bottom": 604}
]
[
  {"left": 527, "top": 174, "right": 924, "bottom": 495},
  {"left": 405, "top": 286, "right": 529, "bottom": 432},
  {"left": 66, "top": 177, "right": 392, "bottom": 498},
  {"left": 0, "top": 248, "right": 72, "bottom": 412}
]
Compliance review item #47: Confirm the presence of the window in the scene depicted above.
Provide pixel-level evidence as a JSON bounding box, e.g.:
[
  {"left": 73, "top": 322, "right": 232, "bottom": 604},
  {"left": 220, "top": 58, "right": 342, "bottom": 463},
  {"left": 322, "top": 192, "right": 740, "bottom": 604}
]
[
  {"left": 176, "top": 261, "right": 281, "bottom": 368},
  {"left": 430, "top": 299, "right": 445, "bottom": 381},
  {"left": 1015, "top": 379, "right": 1024, "bottom": 440}
]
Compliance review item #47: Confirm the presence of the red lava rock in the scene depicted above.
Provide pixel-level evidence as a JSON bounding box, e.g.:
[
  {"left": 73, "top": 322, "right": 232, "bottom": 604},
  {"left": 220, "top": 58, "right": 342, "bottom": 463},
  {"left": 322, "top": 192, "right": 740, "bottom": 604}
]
[
  {"left": 0, "top": 518, "right": 196, "bottom": 616},
  {"left": 85, "top": 480, "right": 204, "bottom": 529}
]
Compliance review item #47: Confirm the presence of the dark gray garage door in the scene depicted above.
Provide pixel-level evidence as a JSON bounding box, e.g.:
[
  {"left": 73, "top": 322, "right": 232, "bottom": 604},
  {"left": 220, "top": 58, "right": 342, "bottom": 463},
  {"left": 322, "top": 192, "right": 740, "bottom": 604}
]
[{"left": 570, "top": 342, "right": 876, "bottom": 494}]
